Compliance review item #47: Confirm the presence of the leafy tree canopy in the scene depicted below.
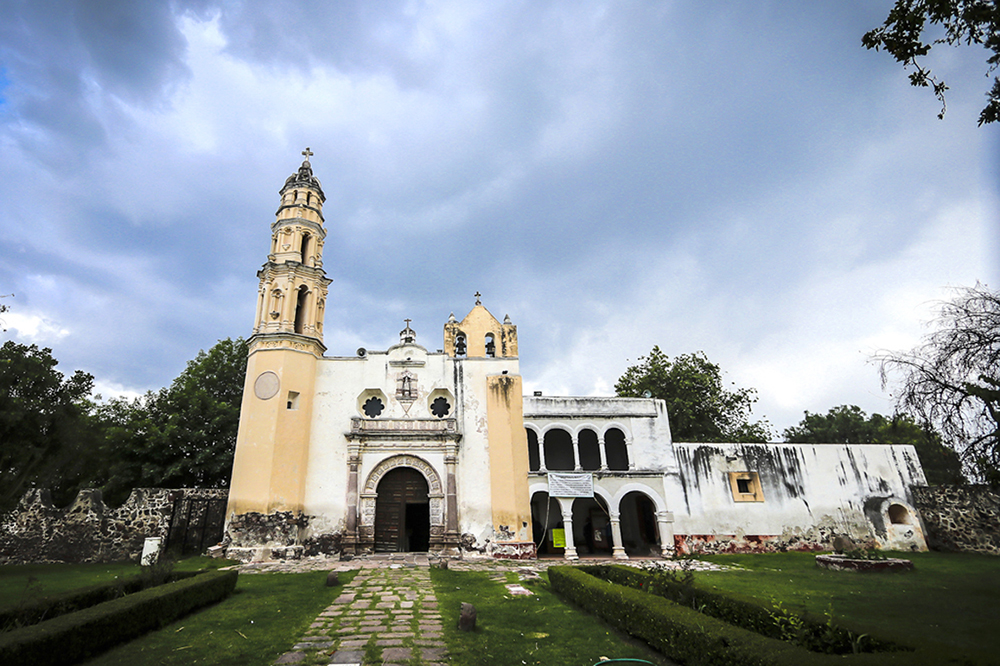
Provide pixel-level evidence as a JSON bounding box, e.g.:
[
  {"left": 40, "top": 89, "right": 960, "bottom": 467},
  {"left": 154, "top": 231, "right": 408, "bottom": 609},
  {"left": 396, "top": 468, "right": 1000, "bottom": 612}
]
[
  {"left": 615, "top": 347, "right": 772, "bottom": 443},
  {"left": 783, "top": 404, "right": 965, "bottom": 485},
  {"left": 92, "top": 337, "right": 248, "bottom": 504},
  {"left": 876, "top": 284, "right": 1000, "bottom": 483},
  {"left": 1, "top": 337, "right": 248, "bottom": 511},
  {"left": 0, "top": 341, "right": 97, "bottom": 513},
  {"left": 863, "top": 0, "right": 1000, "bottom": 125}
]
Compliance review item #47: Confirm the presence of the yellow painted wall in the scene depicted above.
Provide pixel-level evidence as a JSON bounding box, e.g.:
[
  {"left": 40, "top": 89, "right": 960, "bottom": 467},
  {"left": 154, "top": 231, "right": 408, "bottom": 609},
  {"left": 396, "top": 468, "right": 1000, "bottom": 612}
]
[
  {"left": 486, "top": 373, "right": 532, "bottom": 542},
  {"left": 227, "top": 338, "right": 321, "bottom": 516}
]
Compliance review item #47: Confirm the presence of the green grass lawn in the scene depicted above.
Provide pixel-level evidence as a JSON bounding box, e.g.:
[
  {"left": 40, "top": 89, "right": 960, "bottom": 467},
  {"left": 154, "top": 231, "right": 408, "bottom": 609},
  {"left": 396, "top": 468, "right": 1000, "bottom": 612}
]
[
  {"left": 0, "top": 561, "right": 143, "bottom": 610},
  {"left": 430, "top": 567, "right": 672, "bottom": 666},
  {"left": 694, "top": 551, "right": 1000, "bottom": 659},
  {"left": 0, "top": 556, "right": 232, "bottom": 612},
  {"left": 81, "top": 569, "right": 355, "bottom": 666}
]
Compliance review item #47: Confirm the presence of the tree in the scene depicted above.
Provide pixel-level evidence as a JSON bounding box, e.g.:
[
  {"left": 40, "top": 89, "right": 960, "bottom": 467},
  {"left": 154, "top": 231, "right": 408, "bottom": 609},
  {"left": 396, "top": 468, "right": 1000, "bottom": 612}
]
[
  {"left": 783, "top": 404, "right": 964, "bottom": 485},
  {"left": 0, "top": 341, "right": 97, "bottom": 513},
  {"left": 92, "top": 337, "right": 249, "bottom": 502},
  {"left": 615, "top": 347, "right": 772, "bottom": 442},
  {"left": 876, "top": 284, "right": 1000, "bottom": 483},
  {"left": 863, "top": 0, "right": 1000, "bottom": 125}
]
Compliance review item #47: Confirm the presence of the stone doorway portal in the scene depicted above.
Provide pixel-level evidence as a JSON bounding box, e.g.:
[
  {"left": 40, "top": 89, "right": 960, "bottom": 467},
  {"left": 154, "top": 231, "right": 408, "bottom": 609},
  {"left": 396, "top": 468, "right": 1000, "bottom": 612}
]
[{"left": 374, "top": 467, "right": 430, "bottom": 552}]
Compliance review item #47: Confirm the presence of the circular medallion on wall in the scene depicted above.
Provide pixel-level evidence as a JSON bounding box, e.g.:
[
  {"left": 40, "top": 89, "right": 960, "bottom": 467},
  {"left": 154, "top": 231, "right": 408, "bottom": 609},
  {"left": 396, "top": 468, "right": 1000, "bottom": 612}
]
[{"left": 254, "top": 371, "right": 280, "bottom": 400}]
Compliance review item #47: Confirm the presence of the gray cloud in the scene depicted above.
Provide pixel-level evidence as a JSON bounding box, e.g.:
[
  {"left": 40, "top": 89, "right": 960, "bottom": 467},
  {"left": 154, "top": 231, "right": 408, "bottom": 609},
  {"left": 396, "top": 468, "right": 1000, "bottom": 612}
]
[{"left": 0, "top": 0, "right": 996, "bottom": 432}]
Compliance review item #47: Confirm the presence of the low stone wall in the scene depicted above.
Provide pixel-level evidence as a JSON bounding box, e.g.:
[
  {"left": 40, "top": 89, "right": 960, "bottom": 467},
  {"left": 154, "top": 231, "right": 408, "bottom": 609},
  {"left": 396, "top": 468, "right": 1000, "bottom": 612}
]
[
  {"left": 0, "top": 487, "right": 227, "bottom": 564},
  {"left": 911, "top": 485, "right": 1000, "bottom": 554}
]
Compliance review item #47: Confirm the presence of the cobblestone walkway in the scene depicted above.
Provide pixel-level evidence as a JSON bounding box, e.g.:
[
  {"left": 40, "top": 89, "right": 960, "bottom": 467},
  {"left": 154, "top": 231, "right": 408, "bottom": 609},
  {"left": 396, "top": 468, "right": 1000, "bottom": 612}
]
[{"left": 274, "top": 560, "right": 447, "bottom": 666}]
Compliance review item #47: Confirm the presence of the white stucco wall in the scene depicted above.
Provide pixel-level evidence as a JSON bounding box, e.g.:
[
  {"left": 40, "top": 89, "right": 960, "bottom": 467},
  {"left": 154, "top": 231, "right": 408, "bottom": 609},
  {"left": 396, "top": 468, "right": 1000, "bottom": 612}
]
[
  {"left": 523, "top": 396, "right": 677, "bottom": 471},
  {"left": 301, "top": 339, "right": 520, "bottom": 546},
  {"left": 670, "top": 442, "right": 928, "bottom": 541}
]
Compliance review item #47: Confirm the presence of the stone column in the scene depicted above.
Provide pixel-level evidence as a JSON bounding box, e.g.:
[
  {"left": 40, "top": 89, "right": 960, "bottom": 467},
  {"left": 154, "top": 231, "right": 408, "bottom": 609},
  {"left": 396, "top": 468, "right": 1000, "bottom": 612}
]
[
  {"left": 344, "top": 446, "right": 360, "bottom": 552},
  {"left": 538, "top": 439, "right": 548, "bottom": 472},
  {"left": 610, "top": 511, "right": 627, "bottom": 560},
  {"left": 626, "top": 437, "right": 636, "bottom": 470},
  {"left": 598, "top": 435, "right": 608, "bottom": 471},
  {"left": 656, "top": 510, "right": 676, "bottom": 557},
  {"left": 572, "top": 433, "right": 582, "bottom": 471},
  {"left": 445, "top": 446, "right": 459, "bottom": 546},
  {"left": 558, "top": 497, "right": 578, "bottom": 561}
]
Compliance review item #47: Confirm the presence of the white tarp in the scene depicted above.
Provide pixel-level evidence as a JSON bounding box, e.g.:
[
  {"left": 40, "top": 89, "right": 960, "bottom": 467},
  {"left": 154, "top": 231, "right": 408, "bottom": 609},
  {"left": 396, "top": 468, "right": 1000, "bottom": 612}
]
[{"left": 547, "top": 473, "right": 594, "bottom": 498}]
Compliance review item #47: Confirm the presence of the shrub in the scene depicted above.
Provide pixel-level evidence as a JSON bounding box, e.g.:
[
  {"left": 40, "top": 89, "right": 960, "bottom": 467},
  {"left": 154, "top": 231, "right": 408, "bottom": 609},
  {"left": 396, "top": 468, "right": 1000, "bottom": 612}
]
[
  {"left": 546, "top": 567, "right": 975, "bottom": 666},
  {"left": 0, "top": 570, "right": 200, "bottom": 632},
  {"left": 0, "top": 569, "right": 238, "bottom": 666},
  {"left": 581, "top": 564, "right": 899, "bottom": 654}
]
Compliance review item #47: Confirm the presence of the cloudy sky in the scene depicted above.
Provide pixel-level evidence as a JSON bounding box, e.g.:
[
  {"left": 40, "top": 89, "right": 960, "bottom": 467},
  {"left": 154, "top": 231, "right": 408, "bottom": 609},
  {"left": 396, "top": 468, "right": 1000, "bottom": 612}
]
[{"left": 1, "top": 0, "right": 997, "bottom": 437}]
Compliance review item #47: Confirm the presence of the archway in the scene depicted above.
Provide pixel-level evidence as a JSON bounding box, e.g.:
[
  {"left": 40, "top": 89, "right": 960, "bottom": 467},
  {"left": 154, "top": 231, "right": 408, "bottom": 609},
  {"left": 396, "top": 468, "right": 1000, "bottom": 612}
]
[
  {"left": 530, "top": 490, "right": 561, "bottom": 556},
  {"left": 543, "top": 428, "right": 574, "bottom": 470},
  {"left": 571, "top": 494, "right": 612, "bottom": 557},
  {"left": 374, "top": 467, "right": 429, "bottom": 552},
  {"left": 618, "top": 490, "right": 659, "bottom": 556},
  {"left": 359, "top": 455, "right": 445, "bottom": 553}
]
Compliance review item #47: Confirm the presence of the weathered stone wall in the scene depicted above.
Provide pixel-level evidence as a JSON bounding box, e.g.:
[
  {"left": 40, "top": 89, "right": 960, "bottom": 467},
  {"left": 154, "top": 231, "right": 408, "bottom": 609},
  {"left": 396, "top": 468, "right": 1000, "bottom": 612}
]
[
  {"left": 911, "top": 485, "right": 1000, "bottom": 554},
  {"left": 224, "top": 511, "right": 343, "bottom": 562},
  {"left": 0, "top": 487, "right": 227, "bottom": 564}
]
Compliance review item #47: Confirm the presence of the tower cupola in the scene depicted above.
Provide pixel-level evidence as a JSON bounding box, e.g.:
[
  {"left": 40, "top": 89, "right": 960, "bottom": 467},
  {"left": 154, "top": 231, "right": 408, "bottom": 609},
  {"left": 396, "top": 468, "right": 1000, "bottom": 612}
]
[{"left": 251, "top": 149, "right": 332, "bottom": 353}]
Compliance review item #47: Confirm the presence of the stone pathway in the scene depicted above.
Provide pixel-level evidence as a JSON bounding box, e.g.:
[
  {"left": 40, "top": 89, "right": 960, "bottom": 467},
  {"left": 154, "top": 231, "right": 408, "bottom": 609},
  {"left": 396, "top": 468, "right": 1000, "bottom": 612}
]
[
  {"left": 273, "top": 558, "right": 447, "bottom": 666},
  {"left": 256, "top": 552, "right": 732, "bottom": 665}
]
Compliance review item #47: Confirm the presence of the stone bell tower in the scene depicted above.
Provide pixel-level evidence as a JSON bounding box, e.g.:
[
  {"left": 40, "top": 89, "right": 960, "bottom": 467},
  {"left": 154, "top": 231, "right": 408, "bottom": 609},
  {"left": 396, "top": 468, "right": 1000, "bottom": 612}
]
[{"left": 227, "top": 149, "right": 332, "bottom": 519}]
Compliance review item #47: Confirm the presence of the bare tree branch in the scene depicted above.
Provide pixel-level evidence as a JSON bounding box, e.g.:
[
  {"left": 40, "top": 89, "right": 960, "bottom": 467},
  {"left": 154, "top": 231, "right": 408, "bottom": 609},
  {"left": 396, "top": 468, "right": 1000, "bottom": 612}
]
[{"left": 875, "top": 283, "right": 1000, "bottom": 482}]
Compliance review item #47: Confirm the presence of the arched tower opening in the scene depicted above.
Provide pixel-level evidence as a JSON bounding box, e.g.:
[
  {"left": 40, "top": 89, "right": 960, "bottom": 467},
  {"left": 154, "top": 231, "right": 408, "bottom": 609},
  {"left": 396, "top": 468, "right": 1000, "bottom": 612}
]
[{"left": 293, "top": 285, "right": 309, "bottom": 334}]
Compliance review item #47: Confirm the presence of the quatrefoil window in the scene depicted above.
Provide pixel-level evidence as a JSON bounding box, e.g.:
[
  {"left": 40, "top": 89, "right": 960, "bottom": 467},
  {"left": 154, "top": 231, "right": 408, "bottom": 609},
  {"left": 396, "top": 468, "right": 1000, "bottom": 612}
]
[
  {"left": 430, "top": 396, "right": 451, "bottom": 418},
  {"left": 363, "top": 396, "right": 384, "bottom": 419}
]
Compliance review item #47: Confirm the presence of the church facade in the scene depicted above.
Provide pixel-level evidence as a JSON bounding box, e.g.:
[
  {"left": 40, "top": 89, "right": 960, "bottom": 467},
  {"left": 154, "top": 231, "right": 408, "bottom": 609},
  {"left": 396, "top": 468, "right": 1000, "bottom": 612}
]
[{"left": 224, "top": 154, "right": 930, "bottom": 561}]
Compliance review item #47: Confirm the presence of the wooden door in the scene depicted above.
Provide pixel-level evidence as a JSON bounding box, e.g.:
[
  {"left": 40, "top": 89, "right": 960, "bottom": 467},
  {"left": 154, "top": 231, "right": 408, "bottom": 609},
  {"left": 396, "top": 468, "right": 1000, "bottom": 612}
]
[{"left": 374, "top": 467, "right": 429, "bottom": 552}]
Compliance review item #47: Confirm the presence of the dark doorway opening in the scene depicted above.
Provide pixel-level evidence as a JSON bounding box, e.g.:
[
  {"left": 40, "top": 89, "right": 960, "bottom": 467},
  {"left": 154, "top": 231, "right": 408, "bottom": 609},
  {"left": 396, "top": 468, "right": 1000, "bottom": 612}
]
[
  {"left": 619, "top": 491, "right": 659, "bottom": 556},
  {"left": 406, "top": 503, "right": 430, "bottom": 551}
]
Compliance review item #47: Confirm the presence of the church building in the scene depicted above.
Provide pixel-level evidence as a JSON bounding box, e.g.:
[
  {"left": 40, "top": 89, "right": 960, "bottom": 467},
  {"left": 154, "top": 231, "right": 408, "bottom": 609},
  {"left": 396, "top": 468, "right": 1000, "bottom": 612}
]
[{"left": 224, "top": 153, "right": 931, "bottom": 561}]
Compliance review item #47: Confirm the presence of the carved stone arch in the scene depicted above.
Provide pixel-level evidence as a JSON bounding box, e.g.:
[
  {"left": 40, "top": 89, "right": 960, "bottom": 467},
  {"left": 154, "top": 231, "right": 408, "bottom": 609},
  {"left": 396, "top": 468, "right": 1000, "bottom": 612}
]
[
  {"left": 358, "top": 455, "right": 447, "bottom": 551},
  {"left": 575, "top": 425, "right": 602, "bottom": 470},
  {"left": 600, "top": 422, "right": 633, "bottom": 441},
  {"left": 612, "top": 482, "right": 667, "bottom": 515},
  {"left": 571, "top": 422, "right": 600, "bottom": 438},
  {"left": 602, "top": 424, "right": 632, "bottom": 471},
  {"left": 613, "top": 482, "right": 671, "bottom": 557}
]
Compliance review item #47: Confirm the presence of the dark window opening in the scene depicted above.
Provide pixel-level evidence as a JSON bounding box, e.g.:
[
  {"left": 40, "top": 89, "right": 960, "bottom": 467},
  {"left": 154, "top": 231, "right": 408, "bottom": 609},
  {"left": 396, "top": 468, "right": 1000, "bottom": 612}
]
[
  {"left": 736, "top": 478, "right": 752, "bottom": 494},
  {"left": 485, "top": 333, "right": 496, "bottom": 358},
  {"left": 544, "top": 429, "right": 575, "bottom": 471},
  {"left": 578, "top": 429, "right": 601, "bottom": 470},
  {"left": 431, "top": 396, "right": 451, "bottom": 418},
  {"left": 605, "top": 428, "right": 629, "bottom": 470},
  {"left": 300, "top": 233, "right": 311, "bottom": 265},
  {"left": 363, "top": 396, "right": 384, "bottom": 418},
  {"left": 527, "top": 429, "right": 540, "bottom": 471},
  {"left": 455, "top": 333, "right": 467, "bottom": 357},
  {"left": 293, "top": 285, "right": 308, "bottom": 334}
]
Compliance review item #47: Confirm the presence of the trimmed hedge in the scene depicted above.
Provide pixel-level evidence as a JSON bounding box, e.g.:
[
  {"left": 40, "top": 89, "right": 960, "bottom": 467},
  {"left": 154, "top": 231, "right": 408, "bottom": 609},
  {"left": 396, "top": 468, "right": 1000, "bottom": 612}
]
[
  {"left": 581, "top": 564, "right": 897, "bottom": 654},
  {"left": 548, "top": 566, "right": 975, "bottom": 666},
  {"left": 0, "top": 570, "right": 200, "bottom": 632},
  {"left": 0, "top": 569, "right": 238, "bottom": 666}
]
